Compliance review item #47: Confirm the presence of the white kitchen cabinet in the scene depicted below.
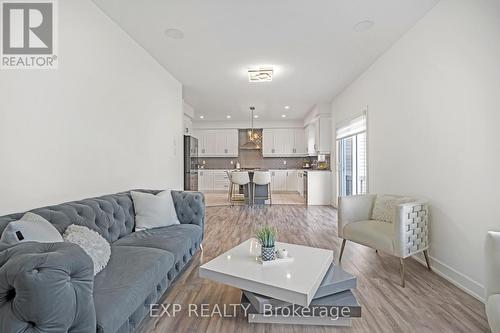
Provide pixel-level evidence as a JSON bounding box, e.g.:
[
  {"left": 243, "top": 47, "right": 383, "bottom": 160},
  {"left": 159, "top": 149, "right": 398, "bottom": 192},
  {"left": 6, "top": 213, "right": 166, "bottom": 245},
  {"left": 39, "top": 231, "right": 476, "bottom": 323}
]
[
  {"left": 297, "top": 171, "right": 304, "bottom": 196},
  {"left": 293, "top": 129, "right": 307, "bottom": 155},
  {"left": 199, "top": 170, "right": 231, "bottom": 192},
  {"left": 198, "top": 170, "right": 214, "bottom": 191},
  {"left": 306, "top": 171, "right": 332, "bottom": 205},
  {"left": 263, "top": 128, "right": 307, "bottom": 157},
  {"left": 195, "top": 129, "right": 238, "bottom": 157},
  {"left": 305, "top": 116, "right": 331, "bottom": 156},
  {"left": 286, "top": 170, "right": 298, "bottom": 192},
  {"left": 213, "top": 170, "right": 230, "bottom": 191},
  {"left": 270, "top": 170, "right": 287, "bottom": 192}
]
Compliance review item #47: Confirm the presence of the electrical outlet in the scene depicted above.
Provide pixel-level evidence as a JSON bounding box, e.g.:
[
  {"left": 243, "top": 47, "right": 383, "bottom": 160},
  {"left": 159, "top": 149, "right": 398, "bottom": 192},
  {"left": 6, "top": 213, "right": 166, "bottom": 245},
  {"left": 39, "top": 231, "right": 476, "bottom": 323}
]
[{"left": 283, "top": 160, "right": 287, "bottom": 165}]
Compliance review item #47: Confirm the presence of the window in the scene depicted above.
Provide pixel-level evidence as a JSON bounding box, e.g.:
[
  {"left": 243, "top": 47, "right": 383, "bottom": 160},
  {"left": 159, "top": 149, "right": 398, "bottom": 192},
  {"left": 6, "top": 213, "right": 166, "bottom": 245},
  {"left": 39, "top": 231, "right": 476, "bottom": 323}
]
[{"left": 336, "top": 113, "right": 367, "bottom": 196}]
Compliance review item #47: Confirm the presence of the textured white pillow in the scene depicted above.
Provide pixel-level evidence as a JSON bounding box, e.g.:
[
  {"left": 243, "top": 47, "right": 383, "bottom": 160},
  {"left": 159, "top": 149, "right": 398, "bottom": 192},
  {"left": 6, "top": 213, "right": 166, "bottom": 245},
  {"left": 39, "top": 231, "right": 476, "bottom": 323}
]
[
  {"left": 131, "top": 190, "right": 180, "bottom": 230},
  {"left": 0, "top": 212, "right": 63, "bottom": 245},
  {"left": 63, "top": 224, "right": 111, "bottom": 275},
  {"left": 371, "top": 195, "right": 414, "bottom": 223}
]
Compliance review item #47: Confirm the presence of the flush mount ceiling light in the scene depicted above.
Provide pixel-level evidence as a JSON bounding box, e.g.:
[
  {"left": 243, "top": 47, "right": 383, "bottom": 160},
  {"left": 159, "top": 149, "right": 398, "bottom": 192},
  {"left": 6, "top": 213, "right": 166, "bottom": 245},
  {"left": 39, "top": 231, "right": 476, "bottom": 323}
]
[
  {"left": 226, "top": 115, "right": 231, "bottom": 119},
  {"left": 353, "top": 20, "right": 375, "bottom": 32},
  {"left": 199, "top": 115, "right": 204, "bottom": 119},
  {"left": 248, "top": 67, "right": 274, "bottom": 82},
  {"left": 284, "top": 106, "right": 290, "bottom": 110},
  {"left": 282, "top": 114, "right": 287, "bottom": 118},
  {"left": 254, "top": 114, "right": 259, "bottom": 119},
  {"left": 165, "top": 28, "right": 185, "bottom": 39}
]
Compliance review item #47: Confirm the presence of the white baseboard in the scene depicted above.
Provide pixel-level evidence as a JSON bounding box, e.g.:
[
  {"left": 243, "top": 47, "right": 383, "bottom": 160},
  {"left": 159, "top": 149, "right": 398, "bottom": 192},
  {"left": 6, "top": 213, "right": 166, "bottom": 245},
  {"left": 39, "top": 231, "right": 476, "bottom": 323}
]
[{"left": 413, "top": 253, "right": 485, "bottom": 303}]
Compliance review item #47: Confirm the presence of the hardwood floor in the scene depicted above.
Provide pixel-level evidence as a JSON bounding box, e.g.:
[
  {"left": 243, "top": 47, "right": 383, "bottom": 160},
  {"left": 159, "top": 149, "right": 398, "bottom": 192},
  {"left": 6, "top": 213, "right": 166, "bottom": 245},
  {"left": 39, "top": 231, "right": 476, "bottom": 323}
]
[
  {"left": 137, "top": 205, "right": 489, "bottom": 333},
  {"left": 204, "top": 192, "right": 305, "bottom": 207}
]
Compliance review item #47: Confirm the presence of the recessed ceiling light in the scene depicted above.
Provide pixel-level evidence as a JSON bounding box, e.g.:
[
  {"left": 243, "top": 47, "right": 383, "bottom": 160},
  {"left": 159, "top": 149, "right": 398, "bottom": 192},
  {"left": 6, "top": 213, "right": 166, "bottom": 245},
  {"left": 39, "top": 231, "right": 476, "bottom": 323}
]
[
  {"left": 284, "top": 106, "right": 290, "bottom": 110},
  {"left": 199, "top": 115, "right": 204, "bottom": 119},
  {"left": 165, "top": 28, "right": 185, "bottom": 39},
  {"left": 282, "top": 114, "right": 287, "bottom": 118},
  {"left": 248, "top": 67, "right": 274, "bottom": 82},
  {"left": 353, "top": 20, "right": 375, "bottom": 32},
  {"left": 226, "top": 115, "right": 231, "bottom": 119},
  {"left": 254, "top": 115, "right": 259, "bottom": 119}
]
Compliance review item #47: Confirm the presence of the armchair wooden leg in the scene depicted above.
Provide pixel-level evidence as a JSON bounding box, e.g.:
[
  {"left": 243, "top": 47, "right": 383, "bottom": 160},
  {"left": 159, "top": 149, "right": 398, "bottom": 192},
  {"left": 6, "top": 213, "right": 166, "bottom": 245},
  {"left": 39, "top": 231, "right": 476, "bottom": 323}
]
[
  {"left": 423, "top": 250, "right": 432, "bottom": 271},
  {"left": 400, "top": 258, "right": 406, "bottom": 288},
  {"left": 339, "top": 239, "right": 347, "bottom": 263}
]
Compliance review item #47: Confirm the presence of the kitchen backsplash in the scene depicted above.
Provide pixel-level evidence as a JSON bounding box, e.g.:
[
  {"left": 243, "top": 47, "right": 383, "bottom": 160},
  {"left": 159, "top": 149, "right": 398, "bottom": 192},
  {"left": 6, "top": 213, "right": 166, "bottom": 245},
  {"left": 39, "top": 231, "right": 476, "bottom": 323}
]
[{"left": 200, "top": 152, "right": 330, "bottom": 170}]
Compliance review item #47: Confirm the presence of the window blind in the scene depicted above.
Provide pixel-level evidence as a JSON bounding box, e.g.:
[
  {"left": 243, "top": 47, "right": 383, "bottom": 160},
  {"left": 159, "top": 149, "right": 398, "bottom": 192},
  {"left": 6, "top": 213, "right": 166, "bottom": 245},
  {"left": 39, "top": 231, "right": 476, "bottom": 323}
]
[{"left": 336, "top": 114, "right": 367, "bottom": 140}]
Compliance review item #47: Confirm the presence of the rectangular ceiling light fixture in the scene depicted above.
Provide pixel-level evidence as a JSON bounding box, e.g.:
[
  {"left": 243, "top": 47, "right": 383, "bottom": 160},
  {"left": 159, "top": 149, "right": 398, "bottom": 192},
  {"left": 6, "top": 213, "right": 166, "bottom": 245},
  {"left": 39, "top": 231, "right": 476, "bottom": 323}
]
[{"left": 248, "top": 67, "right": 274, "bottom": 82}]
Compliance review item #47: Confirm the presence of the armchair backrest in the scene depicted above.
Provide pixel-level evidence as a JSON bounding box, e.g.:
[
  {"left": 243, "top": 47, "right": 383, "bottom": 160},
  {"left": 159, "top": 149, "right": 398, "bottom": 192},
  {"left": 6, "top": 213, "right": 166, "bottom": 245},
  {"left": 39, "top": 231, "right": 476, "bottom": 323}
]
[{"left": 486, "top": 231, "right": 500, "bottom": 299}]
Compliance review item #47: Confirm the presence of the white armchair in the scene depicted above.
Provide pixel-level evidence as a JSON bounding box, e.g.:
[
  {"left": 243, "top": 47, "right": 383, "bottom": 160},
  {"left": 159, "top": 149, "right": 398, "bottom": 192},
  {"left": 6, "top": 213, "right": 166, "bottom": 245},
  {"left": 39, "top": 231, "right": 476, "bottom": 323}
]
[
  {"left": 485, "top": 231, "right": 500, "bottom": 333},
  {"left": 338, "top": 194, "right": 431, "bottom": 287}
]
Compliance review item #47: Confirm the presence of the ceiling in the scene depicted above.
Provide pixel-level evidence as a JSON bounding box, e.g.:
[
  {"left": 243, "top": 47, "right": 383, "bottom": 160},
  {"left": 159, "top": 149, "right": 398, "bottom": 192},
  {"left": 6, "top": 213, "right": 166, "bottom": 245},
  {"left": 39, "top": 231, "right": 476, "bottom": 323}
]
[{"left": 93, "top": 0, "right": 439, "bottom": 121}]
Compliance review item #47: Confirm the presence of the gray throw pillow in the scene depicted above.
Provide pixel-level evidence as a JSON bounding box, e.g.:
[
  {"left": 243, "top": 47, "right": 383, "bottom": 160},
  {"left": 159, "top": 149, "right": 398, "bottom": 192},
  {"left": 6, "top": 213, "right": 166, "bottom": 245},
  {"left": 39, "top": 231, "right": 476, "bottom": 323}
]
[
  {"left": 63, "top": 224, "right": 111, "bottom": 275},
  {"left": 0, "top": 212, "right": 63, "bottom": 246},
  {"left": 131, "top": 190, "right": 180, "bottom": 230}
]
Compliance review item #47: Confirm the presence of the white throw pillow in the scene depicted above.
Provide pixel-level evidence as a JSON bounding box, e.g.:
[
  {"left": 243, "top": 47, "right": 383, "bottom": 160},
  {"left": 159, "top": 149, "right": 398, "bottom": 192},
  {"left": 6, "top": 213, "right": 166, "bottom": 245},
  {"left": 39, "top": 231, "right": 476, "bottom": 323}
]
[
  {"left": 63, "top": 224, "right": 111, "bottom": 275},
  {"left": 371, "top": 195, "right": 414, "bottom": 223},
  {"left": 0, "top": 212, "right": 63, "bottom": 246},
  {"left": 131, "top": 190, "right": 180, "bottom": 230}
]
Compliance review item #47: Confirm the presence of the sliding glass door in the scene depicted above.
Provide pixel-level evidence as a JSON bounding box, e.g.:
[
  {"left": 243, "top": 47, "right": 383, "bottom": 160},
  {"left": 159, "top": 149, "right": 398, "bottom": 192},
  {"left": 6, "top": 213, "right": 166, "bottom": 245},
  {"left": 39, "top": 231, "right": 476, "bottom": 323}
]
[{"left": 337, "top": 114, "right": 367, "bottom": 197}]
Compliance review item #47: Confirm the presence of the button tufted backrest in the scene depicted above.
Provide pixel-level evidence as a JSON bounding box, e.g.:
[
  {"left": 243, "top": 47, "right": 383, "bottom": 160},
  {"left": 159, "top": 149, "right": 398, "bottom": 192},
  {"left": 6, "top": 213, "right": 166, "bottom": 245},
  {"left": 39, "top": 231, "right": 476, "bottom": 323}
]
[
  {"left": 0, "top": 192, "right": 138, "bottom": 243},
  {"left": 0, "top": 189, "right": 205, "bottom": 243}
]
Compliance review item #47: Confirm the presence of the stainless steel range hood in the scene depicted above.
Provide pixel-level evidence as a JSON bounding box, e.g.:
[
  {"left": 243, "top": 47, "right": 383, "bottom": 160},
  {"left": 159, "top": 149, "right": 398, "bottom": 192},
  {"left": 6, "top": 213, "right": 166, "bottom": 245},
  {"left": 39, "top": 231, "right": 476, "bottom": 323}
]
[{"left": 240, "top": 139, "right": 260, "bottom": 150}]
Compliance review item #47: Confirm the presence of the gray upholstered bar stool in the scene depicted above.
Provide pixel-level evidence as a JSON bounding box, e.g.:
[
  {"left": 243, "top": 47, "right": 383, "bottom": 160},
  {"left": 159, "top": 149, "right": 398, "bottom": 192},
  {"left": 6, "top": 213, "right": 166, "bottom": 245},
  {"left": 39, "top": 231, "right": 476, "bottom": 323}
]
[
  {"left": 252, "top": 171, "right": 272, "bottom": 206},
  {"left": 230, "top": 171, "right": 250, "bottom": 206}
]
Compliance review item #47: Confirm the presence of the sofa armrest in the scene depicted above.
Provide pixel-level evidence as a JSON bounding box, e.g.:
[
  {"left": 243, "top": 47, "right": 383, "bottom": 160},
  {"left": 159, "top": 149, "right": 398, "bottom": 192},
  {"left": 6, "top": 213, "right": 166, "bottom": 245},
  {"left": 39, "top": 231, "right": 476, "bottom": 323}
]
[
  {"left": 393, "top": 201, "right": 429, "bottom": 258},
  {"left": 0, "top": 242, "right": 96, "bottom": 333},
  {"left": 172, "top": 191, "right": 205, "bottom": 229},
  {"left": 338, "top": 194, "right": 376, "bottom": 238}
]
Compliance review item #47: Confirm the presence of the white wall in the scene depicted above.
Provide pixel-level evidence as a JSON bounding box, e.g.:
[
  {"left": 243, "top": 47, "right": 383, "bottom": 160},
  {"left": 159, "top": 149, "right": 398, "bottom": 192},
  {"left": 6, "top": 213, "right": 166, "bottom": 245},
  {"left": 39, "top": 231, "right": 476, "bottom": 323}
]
[
  {"left": 331, "top": 0, "right": 500, "bottom": 300},
  {"left": 0, "top": 0, "right": 183, "bottom": 215}
]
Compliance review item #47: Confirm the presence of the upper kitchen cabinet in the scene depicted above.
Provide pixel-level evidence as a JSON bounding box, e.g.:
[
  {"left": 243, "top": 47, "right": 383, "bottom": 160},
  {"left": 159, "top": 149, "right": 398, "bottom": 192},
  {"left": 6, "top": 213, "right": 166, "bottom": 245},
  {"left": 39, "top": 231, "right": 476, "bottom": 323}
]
[
  {"left": 263, "top": 128, "right": 307, "bottom": 157},
  {"left": 305, "top": 115, "right": 331, "bottom": 156},
  {"left": 195, "top": 129, "right": 239, "bottom": 157}
]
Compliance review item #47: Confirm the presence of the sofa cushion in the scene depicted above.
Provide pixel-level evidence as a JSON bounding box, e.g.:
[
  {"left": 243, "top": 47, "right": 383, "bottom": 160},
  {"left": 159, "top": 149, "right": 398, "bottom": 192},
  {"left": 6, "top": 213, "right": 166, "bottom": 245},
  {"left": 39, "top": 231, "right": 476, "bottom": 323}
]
[
  {"left": 93, "top": 246, "right": 174, "bottom": 333},
  {"left": 112, "top": 224, "right": 202, "bottom": 263},
  {"left": 343, "top": 220, "right": 394, "bottom": 254}
]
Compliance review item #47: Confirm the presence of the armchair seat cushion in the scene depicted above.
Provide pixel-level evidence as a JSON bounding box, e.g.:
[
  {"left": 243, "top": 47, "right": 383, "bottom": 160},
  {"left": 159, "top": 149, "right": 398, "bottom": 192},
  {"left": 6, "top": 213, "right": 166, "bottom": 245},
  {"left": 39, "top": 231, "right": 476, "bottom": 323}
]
[{"left": 343, "top": 220, "right": 394, "bottom": 254}]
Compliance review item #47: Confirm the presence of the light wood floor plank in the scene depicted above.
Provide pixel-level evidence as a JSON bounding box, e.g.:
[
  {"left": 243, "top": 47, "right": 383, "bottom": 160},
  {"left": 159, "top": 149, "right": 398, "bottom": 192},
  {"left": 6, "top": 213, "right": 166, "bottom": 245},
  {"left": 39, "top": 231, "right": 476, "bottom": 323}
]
[{"left": 136, "top": 205, "right": 489, "bottom": 333}]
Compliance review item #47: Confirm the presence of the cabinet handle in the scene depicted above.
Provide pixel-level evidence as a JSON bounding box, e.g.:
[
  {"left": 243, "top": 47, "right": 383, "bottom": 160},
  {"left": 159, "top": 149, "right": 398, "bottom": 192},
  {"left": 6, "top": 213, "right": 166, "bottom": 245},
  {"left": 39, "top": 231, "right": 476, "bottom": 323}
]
[
  {"left": 225, "top": 149, "right": 228, "bottom": 153},
  {"left": 272, "top": 149, "right": 275, "bottom": 153},
  {"left": 202, "top": 149, "right": 205, "bottom": 153}
]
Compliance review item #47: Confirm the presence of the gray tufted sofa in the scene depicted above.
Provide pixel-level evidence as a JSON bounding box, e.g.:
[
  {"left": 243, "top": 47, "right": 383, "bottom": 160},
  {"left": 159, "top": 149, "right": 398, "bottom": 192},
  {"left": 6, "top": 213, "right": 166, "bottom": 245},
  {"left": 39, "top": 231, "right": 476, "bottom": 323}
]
[{"left": 0, "top": 190, "right": 205, "bottom": 333}]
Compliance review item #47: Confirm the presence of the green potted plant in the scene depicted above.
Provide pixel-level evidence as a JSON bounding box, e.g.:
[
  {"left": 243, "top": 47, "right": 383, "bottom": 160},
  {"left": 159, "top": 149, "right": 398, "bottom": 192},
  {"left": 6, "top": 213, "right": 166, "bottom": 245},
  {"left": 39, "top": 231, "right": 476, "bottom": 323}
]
[{"left": 256, "top": 226, "right": 277, "bottom": 261}]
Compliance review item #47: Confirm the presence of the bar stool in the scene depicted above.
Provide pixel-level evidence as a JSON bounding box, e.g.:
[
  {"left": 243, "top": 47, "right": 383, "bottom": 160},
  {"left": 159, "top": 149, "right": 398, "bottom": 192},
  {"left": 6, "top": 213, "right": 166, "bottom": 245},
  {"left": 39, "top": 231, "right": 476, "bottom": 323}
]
[
  {"left": 252, "top": 171, "right": 272, "bottom": 206},
  {"left": 225, "top": 170, "right": 233, "bottom": 203},
  {"left": 230, "top": 171, "right": 250, "bottom": 206}
]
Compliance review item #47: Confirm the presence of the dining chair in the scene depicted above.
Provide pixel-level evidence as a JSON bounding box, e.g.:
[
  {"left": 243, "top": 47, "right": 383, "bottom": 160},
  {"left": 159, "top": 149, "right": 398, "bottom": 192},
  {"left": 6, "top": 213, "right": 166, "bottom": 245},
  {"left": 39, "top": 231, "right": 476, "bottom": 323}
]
[
  {"left": 230, "top": 171, "right": 250, "bottom": 206},
  {"left": 252, "top": 171, "right": 272, "bottom": 206}
]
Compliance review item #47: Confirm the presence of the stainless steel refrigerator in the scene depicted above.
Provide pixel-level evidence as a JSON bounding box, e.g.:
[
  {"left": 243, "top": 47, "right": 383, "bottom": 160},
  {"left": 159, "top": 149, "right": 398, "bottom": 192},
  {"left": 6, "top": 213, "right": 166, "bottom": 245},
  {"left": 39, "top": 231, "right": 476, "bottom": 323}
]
[{"left": 184, "top": 135, "right": 199, "bottom": 191}]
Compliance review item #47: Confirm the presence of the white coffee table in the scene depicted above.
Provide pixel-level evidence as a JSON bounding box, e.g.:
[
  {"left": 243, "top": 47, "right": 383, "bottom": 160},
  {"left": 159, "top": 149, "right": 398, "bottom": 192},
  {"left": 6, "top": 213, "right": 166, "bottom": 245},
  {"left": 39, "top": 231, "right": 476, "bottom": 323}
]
[{"left": 199, "top": 238, "right": 334, "bottom": 306}]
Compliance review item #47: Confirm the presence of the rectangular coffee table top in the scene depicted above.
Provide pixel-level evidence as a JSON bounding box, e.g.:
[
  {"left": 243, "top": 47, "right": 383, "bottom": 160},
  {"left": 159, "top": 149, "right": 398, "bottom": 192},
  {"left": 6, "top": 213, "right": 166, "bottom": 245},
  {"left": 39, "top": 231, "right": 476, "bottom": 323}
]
[{"left": 199, "top": 238, "right": 334, "bottom": 306}]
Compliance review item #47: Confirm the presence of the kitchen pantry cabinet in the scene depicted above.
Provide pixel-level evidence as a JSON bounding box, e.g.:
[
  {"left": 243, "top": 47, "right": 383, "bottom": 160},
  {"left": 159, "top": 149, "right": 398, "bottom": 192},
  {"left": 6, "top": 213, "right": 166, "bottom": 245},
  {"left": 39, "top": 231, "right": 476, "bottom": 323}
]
[
  {"left": 194, "top": 129, "right": 238, "bottom": 157},
  {"left": 263, "top": 128, "right": 307, "bottom": 157}
]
